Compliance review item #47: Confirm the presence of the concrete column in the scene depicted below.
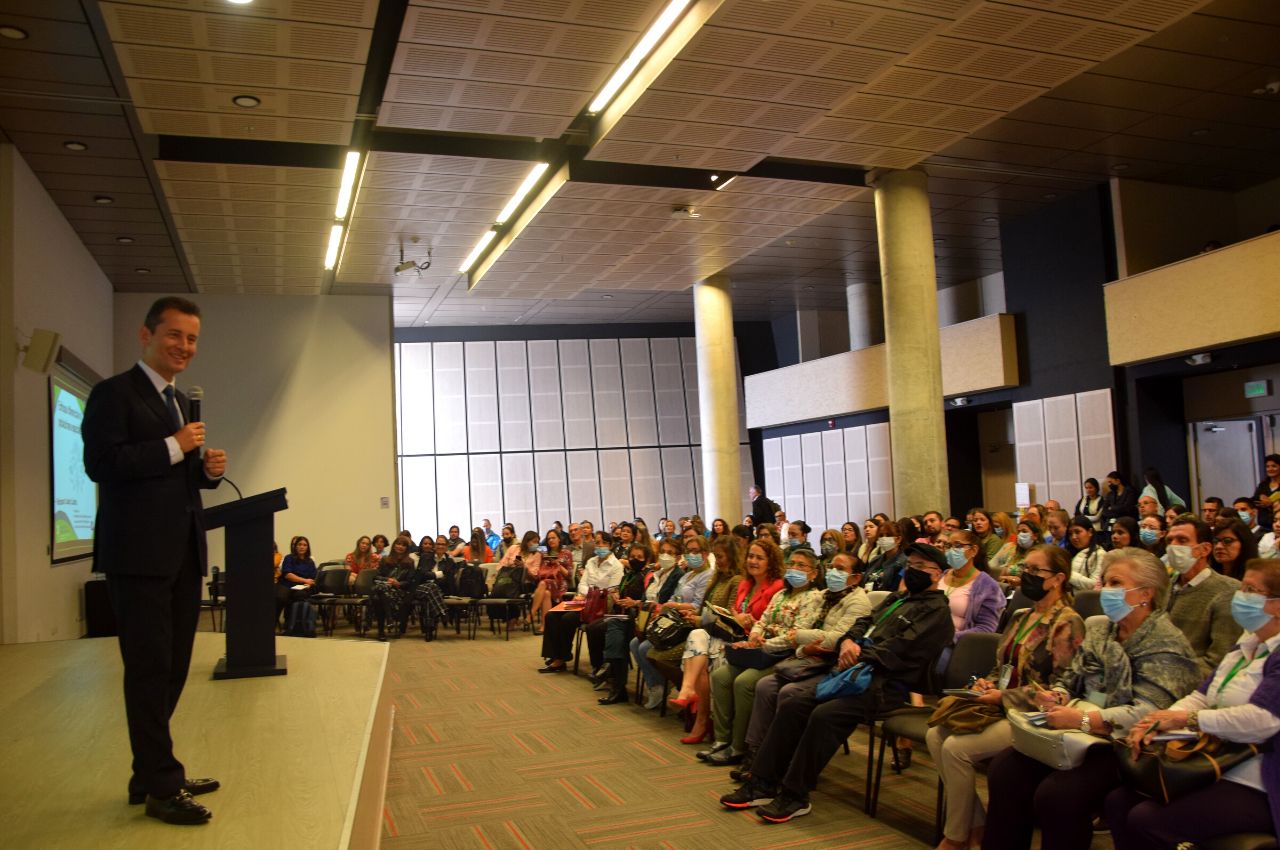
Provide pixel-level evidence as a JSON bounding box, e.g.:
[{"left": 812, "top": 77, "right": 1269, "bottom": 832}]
[
  {"left": 796, "top": 310, "right": 821, "bottom": 362},
  {"left": 693, "top": 273, "right": 742, "bottom": 523},
  {"left": 846, "top": 281, "right": 884, "bottom": 350},
  {"left": 874, "top": 168, "right": 949, "bottom": 515}
]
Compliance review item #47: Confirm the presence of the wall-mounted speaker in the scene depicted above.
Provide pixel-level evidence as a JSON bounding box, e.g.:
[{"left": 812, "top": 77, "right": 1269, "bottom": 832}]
[{"left": 21, "top": 328, "right": 61, "bottom": 374}]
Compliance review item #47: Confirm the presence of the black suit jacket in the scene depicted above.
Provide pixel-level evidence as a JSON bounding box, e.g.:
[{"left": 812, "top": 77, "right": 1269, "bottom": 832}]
[{"left": 83, "top": 365, "right": 221, "bottom": 577}]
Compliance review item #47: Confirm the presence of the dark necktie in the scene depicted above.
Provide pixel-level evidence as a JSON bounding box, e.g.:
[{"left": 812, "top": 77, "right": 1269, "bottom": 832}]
[{"left": 162, "top": 385, "right": 181, "bottom": 431}]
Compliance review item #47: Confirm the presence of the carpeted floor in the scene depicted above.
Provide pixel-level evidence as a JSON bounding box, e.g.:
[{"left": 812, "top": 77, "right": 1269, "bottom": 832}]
[{"left": 377, "top": 623, "right": 961, "bottom": 850}]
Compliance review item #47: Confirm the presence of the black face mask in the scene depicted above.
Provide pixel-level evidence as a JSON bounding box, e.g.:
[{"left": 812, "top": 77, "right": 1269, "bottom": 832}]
[
  {"left": 903, "top": 567, "right": 933, "bottom": 594},
  {"left": 628, "top": 558, "right": 646, "bottom": 571},
  {"left": 1020, "top": 572, "right": 1050, "bottom": 602}
]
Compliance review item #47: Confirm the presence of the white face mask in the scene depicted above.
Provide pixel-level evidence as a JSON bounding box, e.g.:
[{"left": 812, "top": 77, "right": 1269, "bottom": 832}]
[
  {"left": 1165, "top": 544, "right": 1198, "bottom": 574},
  {"left": 877, "top": 536, "right": 896, "bottom": 552},
  {"left": 657, "top": 554, "right": 677, "bottom": 570}
]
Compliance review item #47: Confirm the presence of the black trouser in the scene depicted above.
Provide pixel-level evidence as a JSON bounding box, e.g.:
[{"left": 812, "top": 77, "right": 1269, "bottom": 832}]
[
  {"left": 750, "top": 678, "right": 900, "bottom": 799},
  {"left": 604, "top": 617, "right": 635, "bottom": 662},
  {"left": 582, "top": 618, "right": 609, "bottom": 669},
  {"left": 107, "top": 527, "right": 201, "bottom": 799},
  {"left": 540, "top": 609, "right": 581, "bottom": 662},
  {"left": 981, "top": 745, "right": 1121, "bottom": 850}
]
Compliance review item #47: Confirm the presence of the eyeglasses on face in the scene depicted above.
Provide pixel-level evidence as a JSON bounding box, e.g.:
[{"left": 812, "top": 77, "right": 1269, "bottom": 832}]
[{"left": 1214, "top": 537, "right": 1240, "bottom": 546}]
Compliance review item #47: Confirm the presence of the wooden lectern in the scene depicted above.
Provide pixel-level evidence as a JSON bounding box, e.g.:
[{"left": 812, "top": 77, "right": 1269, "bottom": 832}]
[{"left": 205, "top": 488, "right": 289, "bottom": 679}]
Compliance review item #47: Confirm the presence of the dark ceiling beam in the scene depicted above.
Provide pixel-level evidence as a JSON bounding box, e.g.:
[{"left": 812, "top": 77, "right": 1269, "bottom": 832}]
[
  {"left": 568, "top": 157, "right": 722, "bottom": 190},
  {"left": 368, "top": 128, "right": 550, "bottom": 162},
  {"left": 155, "top": 136, "right": 347, "bottom": 169},
  {"left": 357, "top": 0, "right": 411, "bottom": 119},
  {"left": 746, "top": 159, "right": 867, "bottom": 187}
]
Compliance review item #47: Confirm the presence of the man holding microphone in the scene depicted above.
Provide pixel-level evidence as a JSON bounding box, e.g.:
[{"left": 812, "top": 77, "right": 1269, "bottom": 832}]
[{"left": 83, "top": 296, "right": 227, "bottom": 825}]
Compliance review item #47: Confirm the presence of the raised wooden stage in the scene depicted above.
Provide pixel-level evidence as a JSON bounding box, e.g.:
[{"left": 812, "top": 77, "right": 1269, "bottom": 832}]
[{"left": 0, "top": 633, "right": 393, "bottom": 850}]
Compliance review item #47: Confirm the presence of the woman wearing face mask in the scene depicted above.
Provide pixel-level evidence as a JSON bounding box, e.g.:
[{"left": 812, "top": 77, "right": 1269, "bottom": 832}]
[
  {"left": 936, "top": 530, "right": 1006, "bottom": 652},
  {"left": 704, "top": 548, "right": 827, "bottom": 759},
  {"left": 586, "top": 542, "right": 654, "bottom": 701},
  {"left": 783, "top": 520, "right": 812, "bottom": 559},
  {"left": 1213, "top": 517, "right": 1261, "bottom": 579},
  {"left": 1137, "top": 515, "right": 1167, "bottom": 558},
  {"left": 864, "top": 520, "right": 907, "bottom": 592},
  {"left": 669, "top": 539, "right": 781, "bottom": 739},
  {"left": 538, "top": 531, "right": 624, "bottom": 674},
  {"left": 981, "top": 549, "right": 1201, "bottom": 850},
  {"left": 597, "top": 539, "right": 685, "bottom": 705},
  {"left": 858, "top": 518, "right": 880, "bottom": 563},
  {"left": 817, "top": 528, "right": 845, "bottom": 568},
  {"left": 1110, "top": 516, "right": 1139, "bottom": 550},
  {"left": 730, "top": 552, "right": 874, "bottom": 777},
  {"left": 1106, "top": 558, "right": 1280, "bottom": 849},
  {"left": 928, "top": 546, "right": 1086, "bottom": 850},
  {"left": 990, "top": 521, "right": 1041, "bottom": 585},
  {"left": 1068, "top": 516, "right": 1106, "bottom": 590}
]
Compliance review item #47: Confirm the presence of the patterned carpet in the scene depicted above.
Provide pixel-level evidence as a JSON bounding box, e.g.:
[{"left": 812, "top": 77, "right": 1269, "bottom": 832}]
[{"left": 377, "top": 624, "right": 950, "bottom": 850}]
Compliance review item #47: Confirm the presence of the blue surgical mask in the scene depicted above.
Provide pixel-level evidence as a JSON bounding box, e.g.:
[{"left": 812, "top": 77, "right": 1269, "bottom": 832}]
[
  {"left": 1100, "top": 586, "right": 1143, "bottom": 622},
  {"left": 1231, "top": 591, "right": 1275, "bottom": 633},
  {"left": 945, "top": 547, "right": 969, "bottom": 570},
  {"left": 1239, "top": 510, "right": 1254, "bottom": 524},
  {"left": 824, "top": 570, "right": 849, "bottom": 592},
  {"left": 1139, "top": 528, "right": 1160, "bottom": 546},
  {"left": 820, "top": 541, "right": 837, "bottom": 556},
  {"left": 992, "top": 526, "right": 1005, "bottom": 538},
  {"left": 787, "top": 538, "right": 800, "bottom": 549},
  {"left": 594, "top": 547, "right": 609, "bottom": 559},
  {"left": 1017, "top": 532, "right": 1034, "bottom": 548},
  {"left": 784, "top": 569, "right": 809, "bottom": 588},
  {"left": 684, "top": 554, "right": 704, "bottom": 568}
]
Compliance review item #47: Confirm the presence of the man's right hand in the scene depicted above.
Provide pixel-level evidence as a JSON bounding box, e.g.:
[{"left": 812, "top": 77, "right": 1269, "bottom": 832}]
[{"left": 174, "top": 422, "right": 206, "bottom": 453}]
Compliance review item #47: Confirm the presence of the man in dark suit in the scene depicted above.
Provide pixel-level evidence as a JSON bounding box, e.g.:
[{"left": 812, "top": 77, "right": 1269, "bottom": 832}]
[
  {"left": 82, "top": 297, "right": 227, "bottom": 825},
  {"left": 748, "top": 484, "right": 780, "bottom": 528}
]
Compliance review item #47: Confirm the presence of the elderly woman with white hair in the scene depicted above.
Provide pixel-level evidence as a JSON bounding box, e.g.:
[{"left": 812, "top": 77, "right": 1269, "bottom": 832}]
[{"left": 979, "top": 548, "right": 1203, "bottom": 850}]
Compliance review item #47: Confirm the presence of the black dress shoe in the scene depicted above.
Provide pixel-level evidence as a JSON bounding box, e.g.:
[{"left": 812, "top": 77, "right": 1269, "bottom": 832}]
[
  {"left": 697, "top": 742, "right": 731, "bottom": 761},
  {"left": 145, "top": 790, "right": 212, "bottom": 825},
  {"left": 597, "top": 688, "right": 628, "bottom": 705},
  {"left": 129, "top": 777, "right": 220, "bottom": 805},
  {"left": 891, "top": 747, "right": 912, "bottom": 773},
  {"left": 537, "top": 664, "right": 566, "bottom": 673},
  {"left": 706, "top": 747, "right": 745, "bottom": 766}
]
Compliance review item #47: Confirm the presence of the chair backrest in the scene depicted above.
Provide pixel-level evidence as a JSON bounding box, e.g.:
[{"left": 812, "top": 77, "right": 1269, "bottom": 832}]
[
  {"left": 997, "top": 588, "right": 1032, "bottom": 632},
  {"left": 318, "top": 560, "right": 345, "bottom": 570},
  {"left": 1074, "top": 589, "right": 1103, "bottom": 620},
  {"left": 943, "top": 631, "right": 1002, "bottom": 690},
  {"left": 351, "top": 567, "right": 377, "bottom": 596},
  {"left": 866, "top": 589, "right": 891, "bottom": 609},
  {"left": 316, "top": 566, "right": 348, "bottom": 594}
]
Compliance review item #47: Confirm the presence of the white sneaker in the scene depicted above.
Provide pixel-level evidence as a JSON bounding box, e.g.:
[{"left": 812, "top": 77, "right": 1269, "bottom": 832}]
[{"left": 644, "top": 689, "right": 664, "bottom": 710}]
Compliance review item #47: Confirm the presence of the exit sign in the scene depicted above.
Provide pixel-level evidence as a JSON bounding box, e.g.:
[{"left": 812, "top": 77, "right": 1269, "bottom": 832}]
[{"left": 1244, "top": 380, "right": 1271, "bottom": 399}]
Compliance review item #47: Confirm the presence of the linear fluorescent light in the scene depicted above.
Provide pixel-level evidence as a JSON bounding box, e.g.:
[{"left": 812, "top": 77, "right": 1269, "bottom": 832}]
[
  {"left": 323, "top": 224, "right": 344, "bottom": 270},
  {"left": 588, "top": 0, "right": 693, "bottom": 113},
  {"left": 494, "top": 162, "right": 550, "bottom": 225},
  {"left": 459, "top": 229, "right": 497, "bottom": 273},
  {"left": 334, "top": 150, "right": 361, "bottom": 219},
  {"left": 714, "top": 175, "right": 738, "bottom": 191}
]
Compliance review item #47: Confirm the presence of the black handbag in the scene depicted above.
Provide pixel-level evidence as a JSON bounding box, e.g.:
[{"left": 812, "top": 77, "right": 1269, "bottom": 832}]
[
  {"left": 646, "top": 608, "right": 692, "bottom": 650},
  {"left": 724, "top": 645, "right": 790, "bottom": 670},
  {"left": 706, "top": 607, "right": 747, "bottom": 642},
  {"left": 1113, "top": 734, "right": 1260, "bottom": 804}
]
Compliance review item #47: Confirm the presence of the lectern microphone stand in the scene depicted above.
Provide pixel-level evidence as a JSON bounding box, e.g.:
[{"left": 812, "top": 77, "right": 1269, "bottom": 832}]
[{"left": 205, "top": 488, "right": 289, "bottom": 679}]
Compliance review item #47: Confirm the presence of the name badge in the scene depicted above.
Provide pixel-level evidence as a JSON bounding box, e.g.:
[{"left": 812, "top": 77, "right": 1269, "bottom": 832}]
[{"left": 997, "top": 664, "right": 1013, "bottom": 690}]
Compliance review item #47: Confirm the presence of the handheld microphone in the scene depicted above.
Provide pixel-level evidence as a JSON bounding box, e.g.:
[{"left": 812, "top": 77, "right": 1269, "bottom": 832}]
[{"left": 188, "top": 385, "right": 203, "bottom": 423}]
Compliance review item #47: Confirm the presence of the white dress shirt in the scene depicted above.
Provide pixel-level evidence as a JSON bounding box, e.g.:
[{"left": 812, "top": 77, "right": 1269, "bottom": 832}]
[{"left": 137, "top": 359, "right": 185, "bottom": 466}]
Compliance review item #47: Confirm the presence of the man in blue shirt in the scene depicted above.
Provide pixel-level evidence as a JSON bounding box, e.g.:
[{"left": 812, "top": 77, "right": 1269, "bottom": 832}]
[{"left": 482, "top": 518, "right": 501, "bottom": 552}]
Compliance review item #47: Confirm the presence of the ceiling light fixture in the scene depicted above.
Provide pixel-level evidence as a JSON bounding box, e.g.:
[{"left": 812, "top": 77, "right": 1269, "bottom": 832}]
[
  {"left": 494, "top": 162, "right": 550, "bottom": 224},
  {"left": 226, "top": 0, "right": 254, "bottom": 5},
  {"left": 232, "top": 94, "right": 261, "bottom": 108},
  {"left": 0, "top": 25, "right": 29, "bottom": 40},
  {"left": 982, "top": 216, "right": 998, "bottom": 223},
  {"left": 116, "top": 236, "right": 134, "bottom": 244},
  {"left": 459, "top": 230, "right": 497, "bottom": 273},
  {"left": 602, "top": 294, "right": 614, "bottom": 299},
  {"left": 1111, "top": 163, "right": 1130, "bottom": 172},
  {"left": 334, "top": 150, "right": 361, "bottom": 219},
  {"left": 588, "top": 0, "right": 693, "bottom": 113},
  {"left": 94, "top": 195, "right": 114, "bottom": 205},
  {"left": 714, "top": 175, "right": 738, "bottom": 192},
  {"left": 323, "top": 224, "right": 343, "bottom": 270},
  {"left": 135, "top": 267, "right": 151, "bottom": 274},
  {"left": 63, "top": 140, "right": 88, "bottom": 151}
]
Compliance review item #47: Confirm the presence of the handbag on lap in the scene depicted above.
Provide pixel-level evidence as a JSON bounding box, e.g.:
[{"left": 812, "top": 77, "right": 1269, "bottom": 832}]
[
  {"left": 646, "top": 608, "right": 692, "bottom": 650},
  {"left": 579, "top": 586, "right": 608, "bottom": 624},
  {"left": 1113, "top": 733, "right": 1259, "bottom": 803},
  {"left": 1008, "top": 700, "right": 1105, "bottom": 769}
]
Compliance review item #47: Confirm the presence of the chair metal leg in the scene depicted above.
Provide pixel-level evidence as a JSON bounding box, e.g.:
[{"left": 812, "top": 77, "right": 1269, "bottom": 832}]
[
  {"left": 934, "top": 777, "right": 945, "bottom": 844},
  {"left": 573, "top": 627, "right": 585, "bottom": 674},
  {"left": 868, "top": 721, "right": 887, "bottom": 816},
  {"left": 660, "top": 679, "right": 670, "bottom": 717}
]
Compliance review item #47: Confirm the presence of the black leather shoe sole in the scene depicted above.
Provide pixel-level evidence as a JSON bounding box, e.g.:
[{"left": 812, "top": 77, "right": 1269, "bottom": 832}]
[
  {"left": 597, "top": 690, "right": 628, "bottom": 705},
  {"left": 537, "top": 665, "right": 566, "bottom": 673},
  {"left": 129, "top": 778, "right": 219, "bottom": 806}
]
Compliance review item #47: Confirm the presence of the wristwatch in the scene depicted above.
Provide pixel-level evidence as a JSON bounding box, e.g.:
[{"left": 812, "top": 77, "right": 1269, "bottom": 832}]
[{"left": 1080, "top": 712, "right": 1092, "bottom": 734}]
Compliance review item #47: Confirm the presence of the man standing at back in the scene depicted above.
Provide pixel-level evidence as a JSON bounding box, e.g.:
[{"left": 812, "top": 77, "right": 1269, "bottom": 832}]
[{"left": 82, "top": 297, "right": 226, "bottom": 825}]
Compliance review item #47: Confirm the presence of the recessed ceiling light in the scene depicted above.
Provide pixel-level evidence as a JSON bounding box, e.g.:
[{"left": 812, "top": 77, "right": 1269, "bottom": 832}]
[
  {"left": 601, "top": 294, "right": 614, "bottom": 299},
  {"left": 983, "top": 216, "right": 998, "bottom": 223},
  {"left": 232, "top": 94, "right": 261, "bottom": 108},
  {"left": 804, "top": 285, "right": 814, "bottom": 291},
  {"left": 115, "top": 236, "right": 135, "bottom": 244},
  {"left": 0, "top": 25, "right": 29, "bottom": 40},
  {"left": 226, "top": 0, "right": 254, "bottom": 5},
  {"left": 1111, "top": 163, "right": 1130, "bottom": 172},
  {"left": 1189, "top": 128, "right": 1210, "bottom": 137},
  {"left": 94, "top": 195, "right": 114, "bottom": 205},
  {"left": 63, "top": 140, "right": 88, "bottom": 151},
  {"left": 933, "top": 237, "right": 945, "bottom": 244},
  {"left": 135, "top": 267, "right": 151, "bottom": 274}
]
